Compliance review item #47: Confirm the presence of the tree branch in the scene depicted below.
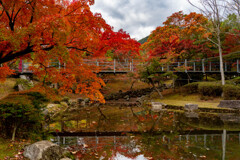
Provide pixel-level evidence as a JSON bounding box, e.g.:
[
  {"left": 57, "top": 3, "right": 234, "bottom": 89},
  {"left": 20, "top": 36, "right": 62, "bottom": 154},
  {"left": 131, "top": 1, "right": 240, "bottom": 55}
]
[
  {"left": 0, "top": 44, "right": 54, "bottom": 64},
  {"left": 0, "top": 46, "right": 33, "bottom": 64},
  {"left": 67, "top": 46, "right": 94, "bottom": 55}
]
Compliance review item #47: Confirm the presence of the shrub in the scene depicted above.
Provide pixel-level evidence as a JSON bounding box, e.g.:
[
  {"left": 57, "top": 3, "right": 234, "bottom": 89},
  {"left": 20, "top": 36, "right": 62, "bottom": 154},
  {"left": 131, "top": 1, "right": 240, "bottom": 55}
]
[
  {"left": 203, "top": 76, "right": 217, "bottom": 81},
  {"left": 183, "top": 82, "right": 199, "bottom": 94},
  {"left": 0, "top": 92, "right": 48, "bottom": 140},
  {"left": 228, "top": 76, "right": 240, "bottom": 85},
  {"left": 223, "top": 85, "right": 240, "bottom": 100},
  {"left": 14, "top": 78, "right": 33, "bottom": 91},
  {"left": 198, "top": 82, "right": 223, "bottom": 97}
]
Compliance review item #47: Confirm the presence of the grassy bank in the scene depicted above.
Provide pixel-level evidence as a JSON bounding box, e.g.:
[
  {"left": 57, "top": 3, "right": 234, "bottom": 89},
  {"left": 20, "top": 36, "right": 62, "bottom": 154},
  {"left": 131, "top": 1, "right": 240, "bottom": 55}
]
[
  {"left": 158, "top": 94, "right": 221, "bottom": 108},
  {"left": 0, "top": 78, "right": 16, "bottom": 100},
  {"left": 0, "top": 137, "right": 28, "bottom": 159}
]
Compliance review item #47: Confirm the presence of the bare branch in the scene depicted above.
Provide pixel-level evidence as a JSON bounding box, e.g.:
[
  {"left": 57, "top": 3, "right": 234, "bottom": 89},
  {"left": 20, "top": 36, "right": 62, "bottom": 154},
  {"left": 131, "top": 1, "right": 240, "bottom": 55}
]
[{"left": 67, "top": 46, "right": 95, "bottom": 55}]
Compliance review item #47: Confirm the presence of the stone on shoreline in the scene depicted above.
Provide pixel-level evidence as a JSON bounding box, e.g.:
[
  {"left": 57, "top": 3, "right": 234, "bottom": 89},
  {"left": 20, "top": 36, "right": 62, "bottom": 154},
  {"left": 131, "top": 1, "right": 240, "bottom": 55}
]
[
  {"left": 218, "top": 100, "right": 240, "bottom": 109},
  {"left": 23, "top": 140, "right": 69, "bottom": 160}
]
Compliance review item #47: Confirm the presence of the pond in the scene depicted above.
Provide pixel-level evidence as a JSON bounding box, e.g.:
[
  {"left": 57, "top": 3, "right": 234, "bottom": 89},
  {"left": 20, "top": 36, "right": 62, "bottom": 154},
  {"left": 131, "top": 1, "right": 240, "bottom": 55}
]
[{"left": 51, "top": 106, "right": 240, "bottom": 160}]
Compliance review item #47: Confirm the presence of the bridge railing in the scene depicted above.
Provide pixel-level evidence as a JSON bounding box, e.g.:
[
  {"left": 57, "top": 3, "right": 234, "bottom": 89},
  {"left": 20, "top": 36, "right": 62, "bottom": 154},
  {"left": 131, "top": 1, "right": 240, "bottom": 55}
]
[
  {"left": 83, "top": 59, "right": 135, "bottom": 72},
  {"left": 16, "top": 59, "right": 240, "bottom": 74},
  {"left": 158, "top": 60, "right": 240, "bottom": 73}
]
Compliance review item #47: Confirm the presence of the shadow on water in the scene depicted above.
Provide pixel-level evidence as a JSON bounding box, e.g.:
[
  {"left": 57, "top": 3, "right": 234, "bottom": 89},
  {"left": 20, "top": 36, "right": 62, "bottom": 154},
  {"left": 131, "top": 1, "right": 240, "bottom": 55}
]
[{"left": 50, "top": 106, "right": 240, "bottom": 159}]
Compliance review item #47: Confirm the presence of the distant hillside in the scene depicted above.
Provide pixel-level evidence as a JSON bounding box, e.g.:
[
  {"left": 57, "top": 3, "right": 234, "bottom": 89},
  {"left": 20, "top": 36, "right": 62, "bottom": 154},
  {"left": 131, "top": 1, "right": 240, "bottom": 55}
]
[{"left": 138, "top": 36, "right": 149, "bottom": 44}]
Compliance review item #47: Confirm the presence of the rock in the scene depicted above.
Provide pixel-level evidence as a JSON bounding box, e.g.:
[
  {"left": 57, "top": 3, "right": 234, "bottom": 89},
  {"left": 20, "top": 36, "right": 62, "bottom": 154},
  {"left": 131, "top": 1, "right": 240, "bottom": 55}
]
[
  {"left": 69, "top": 101, "right": 77, "bottom": 107},
  {"left": 42, "top": 109, "right": 49, "bottom": 116},
  {"left": 151, "top": 102, "right": 167, "bottom": 112},
  {"left": 60, "top": 158, "right": 72, "bottom": 160},
  {"left": 20, "top": 75, "right": 30, "bottom": 80},
  {"left": 166, "top": 84, "right": 172, "bottom": 89},
  {"left": 184, "top": 104, "right": 198, "bottom": 112},
  {"left": 77, "top": 98, "right": 84, "bottom": 104},
  {"left": 185, "top": 112, "right": 199, "bottom": 118},
  {"left": 23, "top": 140, "right": 68, "bottom": 160},
  {"left": 218, "top": 100, "right": 240, "bottom": 109},
  {"left": 124, "top": 95, "right": 130, "bottom": 101},
  {"left": 79, "top": 100, "right": 86, "bottom": 107},
  {"left": 84, "top": 98, "right": 90, "bottom": 103},
  {"left": 18, "top": 84, "right": 25, "bottom": 91}
]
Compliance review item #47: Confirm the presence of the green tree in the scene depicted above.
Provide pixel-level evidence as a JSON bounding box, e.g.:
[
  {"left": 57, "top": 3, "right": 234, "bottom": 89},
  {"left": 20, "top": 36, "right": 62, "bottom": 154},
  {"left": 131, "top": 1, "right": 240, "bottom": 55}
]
[{"left": 0, "top": 92, "right": 48, "bottom": 141}]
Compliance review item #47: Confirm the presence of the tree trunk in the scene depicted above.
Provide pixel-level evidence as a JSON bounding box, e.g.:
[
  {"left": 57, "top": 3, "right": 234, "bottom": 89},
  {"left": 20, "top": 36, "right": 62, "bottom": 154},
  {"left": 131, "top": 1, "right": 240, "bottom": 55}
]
[
  {"left": 146, "top": 67, "right": 163, "bottom": 98},
  {"left": 61, "top": 121, "right": 65, "bottom": 132},
  {"left": 149, "top": 78, "right": 163, "bottom": 99},
  {"left": 130, "top": 80, "right": 136, "bottom": 90},
  {"left": 218, "top": 37, "right": 225, "bottom": 86},
  {"left": 149, "top": 112, "right": 162, "bottom": 132},
  {"left": 12, "top": 124, "right": 17, "bottom": 141},
  {"left": 172, "top": 77, "right": 175, "bottom": 91}
]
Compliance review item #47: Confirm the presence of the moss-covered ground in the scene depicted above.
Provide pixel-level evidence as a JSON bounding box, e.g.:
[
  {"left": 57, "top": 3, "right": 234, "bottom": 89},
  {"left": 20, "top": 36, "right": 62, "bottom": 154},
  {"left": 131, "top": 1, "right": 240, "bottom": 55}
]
[
  {"left": 158, "top": 93, "right": 222, "bottom": 108},
  {"left": 0, "top": 78, "right": 16, "bottom": 99},
  {"left": 0, "top": 137, "right": 28, "bottom": 160}
]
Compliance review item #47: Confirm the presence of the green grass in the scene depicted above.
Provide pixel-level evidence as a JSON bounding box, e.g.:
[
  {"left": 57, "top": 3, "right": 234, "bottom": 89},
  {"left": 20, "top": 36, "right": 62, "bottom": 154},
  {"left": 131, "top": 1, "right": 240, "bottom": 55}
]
[
  {"left": 102, "top": 76, "right": 150, "bottom": 94},
  {"left": 0, "top": 78, "right": 16, "bottom": 100},
  {"left": 157, "top": 93, "right": 222, "bottom": 109},
  {"left": 0, "top": 137, "right": 27, "bottom": 159}
]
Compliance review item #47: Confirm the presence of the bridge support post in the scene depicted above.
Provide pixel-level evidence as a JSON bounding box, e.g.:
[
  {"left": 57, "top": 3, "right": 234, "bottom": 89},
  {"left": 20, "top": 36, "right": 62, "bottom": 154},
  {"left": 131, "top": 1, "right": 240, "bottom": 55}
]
[
  {"left": 96, "top": 60, "right": 99, "bottom": 67},
  {"left": 222, "top": 130, "right": 226, "bottom": 160},
  {"left": 202, "top": 59, "right": 205, "bottom": 73},
  {"left": 194, "top": 62, "right": 196, "bottom": 72},
  {"left": 132, "top": 59, "right": 134, "bottom": 72},
  {"left": 209, "top": 62, "right": 212, "bottom": 72},
  {"left": 114, "top": 59, "right": 116, "bottom": 73},
  {"left": 204, "top": 134, "right": 207, "bottom": 148},
  {"left": 130, "top": 62, "right": 132, "bottom": 71},
  {"left": 59, "top": 61, "right": 61, "bottom": 69},
  {"left": 185, "top": 59, "right": 187, "bottom": 73},
  {"left": 19, "top": 58, "right": 23, "bottom": 73},
  {"left": 63, "top": 137, "right": 66, "bottom": 145},
  {"left": 237, "top": 60, "right": 239, "bottom": 73},
  {"left": 225, "top": 62, "right": 227, "bottom": 71}
]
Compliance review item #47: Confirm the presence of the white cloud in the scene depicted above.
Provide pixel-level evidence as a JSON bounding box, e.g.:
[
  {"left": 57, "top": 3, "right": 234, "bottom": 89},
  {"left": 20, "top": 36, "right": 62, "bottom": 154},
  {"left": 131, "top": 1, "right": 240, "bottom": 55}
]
[{"left": 91, "top": 0, "right": 199, "bottom": 40}]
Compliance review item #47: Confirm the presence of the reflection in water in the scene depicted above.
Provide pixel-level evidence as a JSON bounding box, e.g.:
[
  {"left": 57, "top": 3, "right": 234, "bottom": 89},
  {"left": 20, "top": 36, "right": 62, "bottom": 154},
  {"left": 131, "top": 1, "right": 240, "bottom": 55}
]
[
  {"left": 52, "top": 108, "right": 240, "bottom": 159},
  {"left": 52, "top": 130, "right": 240, "bottom": 160},
  {"left": 222, "top": 130, "right": 226, "bottom": 160}
]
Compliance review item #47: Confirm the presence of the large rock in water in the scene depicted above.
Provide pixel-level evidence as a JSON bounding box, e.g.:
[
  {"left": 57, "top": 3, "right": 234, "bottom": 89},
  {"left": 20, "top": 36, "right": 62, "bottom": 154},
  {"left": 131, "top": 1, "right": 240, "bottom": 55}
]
[
  {"left": 23, "top": 140, "right": 68, "bottom": 160},
  {"left": 218, "top": 100, "right": 240, "bottom": 109}
]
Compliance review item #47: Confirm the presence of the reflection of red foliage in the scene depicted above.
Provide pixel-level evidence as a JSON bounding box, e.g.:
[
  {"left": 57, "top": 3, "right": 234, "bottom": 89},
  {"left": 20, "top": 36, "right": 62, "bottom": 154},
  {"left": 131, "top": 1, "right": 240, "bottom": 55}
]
[{"left": 110, "top": 146, "right": 141, "bottom": 160}]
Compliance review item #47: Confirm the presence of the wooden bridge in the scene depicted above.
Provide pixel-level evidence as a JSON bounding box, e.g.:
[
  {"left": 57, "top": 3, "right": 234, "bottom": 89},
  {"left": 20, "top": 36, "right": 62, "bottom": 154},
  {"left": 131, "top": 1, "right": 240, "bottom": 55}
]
[{"left": 17, "top": 59, "right": 240, "bottom": 74}]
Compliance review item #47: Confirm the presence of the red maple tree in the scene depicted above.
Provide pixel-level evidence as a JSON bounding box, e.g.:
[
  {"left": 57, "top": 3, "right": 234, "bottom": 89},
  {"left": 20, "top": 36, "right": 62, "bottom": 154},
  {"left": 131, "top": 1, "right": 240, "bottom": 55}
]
[{"left": 0, "top": 0, "right": 140, "bottom": 102}]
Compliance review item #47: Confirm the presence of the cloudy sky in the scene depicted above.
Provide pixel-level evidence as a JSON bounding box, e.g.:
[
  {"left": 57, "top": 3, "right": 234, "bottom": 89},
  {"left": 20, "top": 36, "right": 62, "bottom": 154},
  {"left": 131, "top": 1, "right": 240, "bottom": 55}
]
[{"left": 90, "top": 0, "right": 199, "bottom": 40}]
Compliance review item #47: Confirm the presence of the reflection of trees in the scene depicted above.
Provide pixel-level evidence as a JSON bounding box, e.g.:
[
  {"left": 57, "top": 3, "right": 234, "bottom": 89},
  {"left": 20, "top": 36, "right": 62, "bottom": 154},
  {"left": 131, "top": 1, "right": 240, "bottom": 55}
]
[
  {"left": 53, "top": 130, "right": 240, "bottom": 160},
  {"left": 180, "top": 112, "right": 240, "bottom": 130},
  {"left": 138, "top": 133, "right": 196, "bottom": 159}
]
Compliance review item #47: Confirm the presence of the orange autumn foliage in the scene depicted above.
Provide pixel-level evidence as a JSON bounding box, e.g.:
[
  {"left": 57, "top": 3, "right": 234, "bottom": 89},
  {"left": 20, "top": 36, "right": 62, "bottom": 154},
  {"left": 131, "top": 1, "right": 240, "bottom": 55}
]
[
  {"left": 0, "top": 64, "right": 15, "bottom": 82},
  {"left": 0, "top": 0, "right": 140, "bottom": 102},
  {"left": 142, "top": 11, "right": 211, "bottom": 61}
]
